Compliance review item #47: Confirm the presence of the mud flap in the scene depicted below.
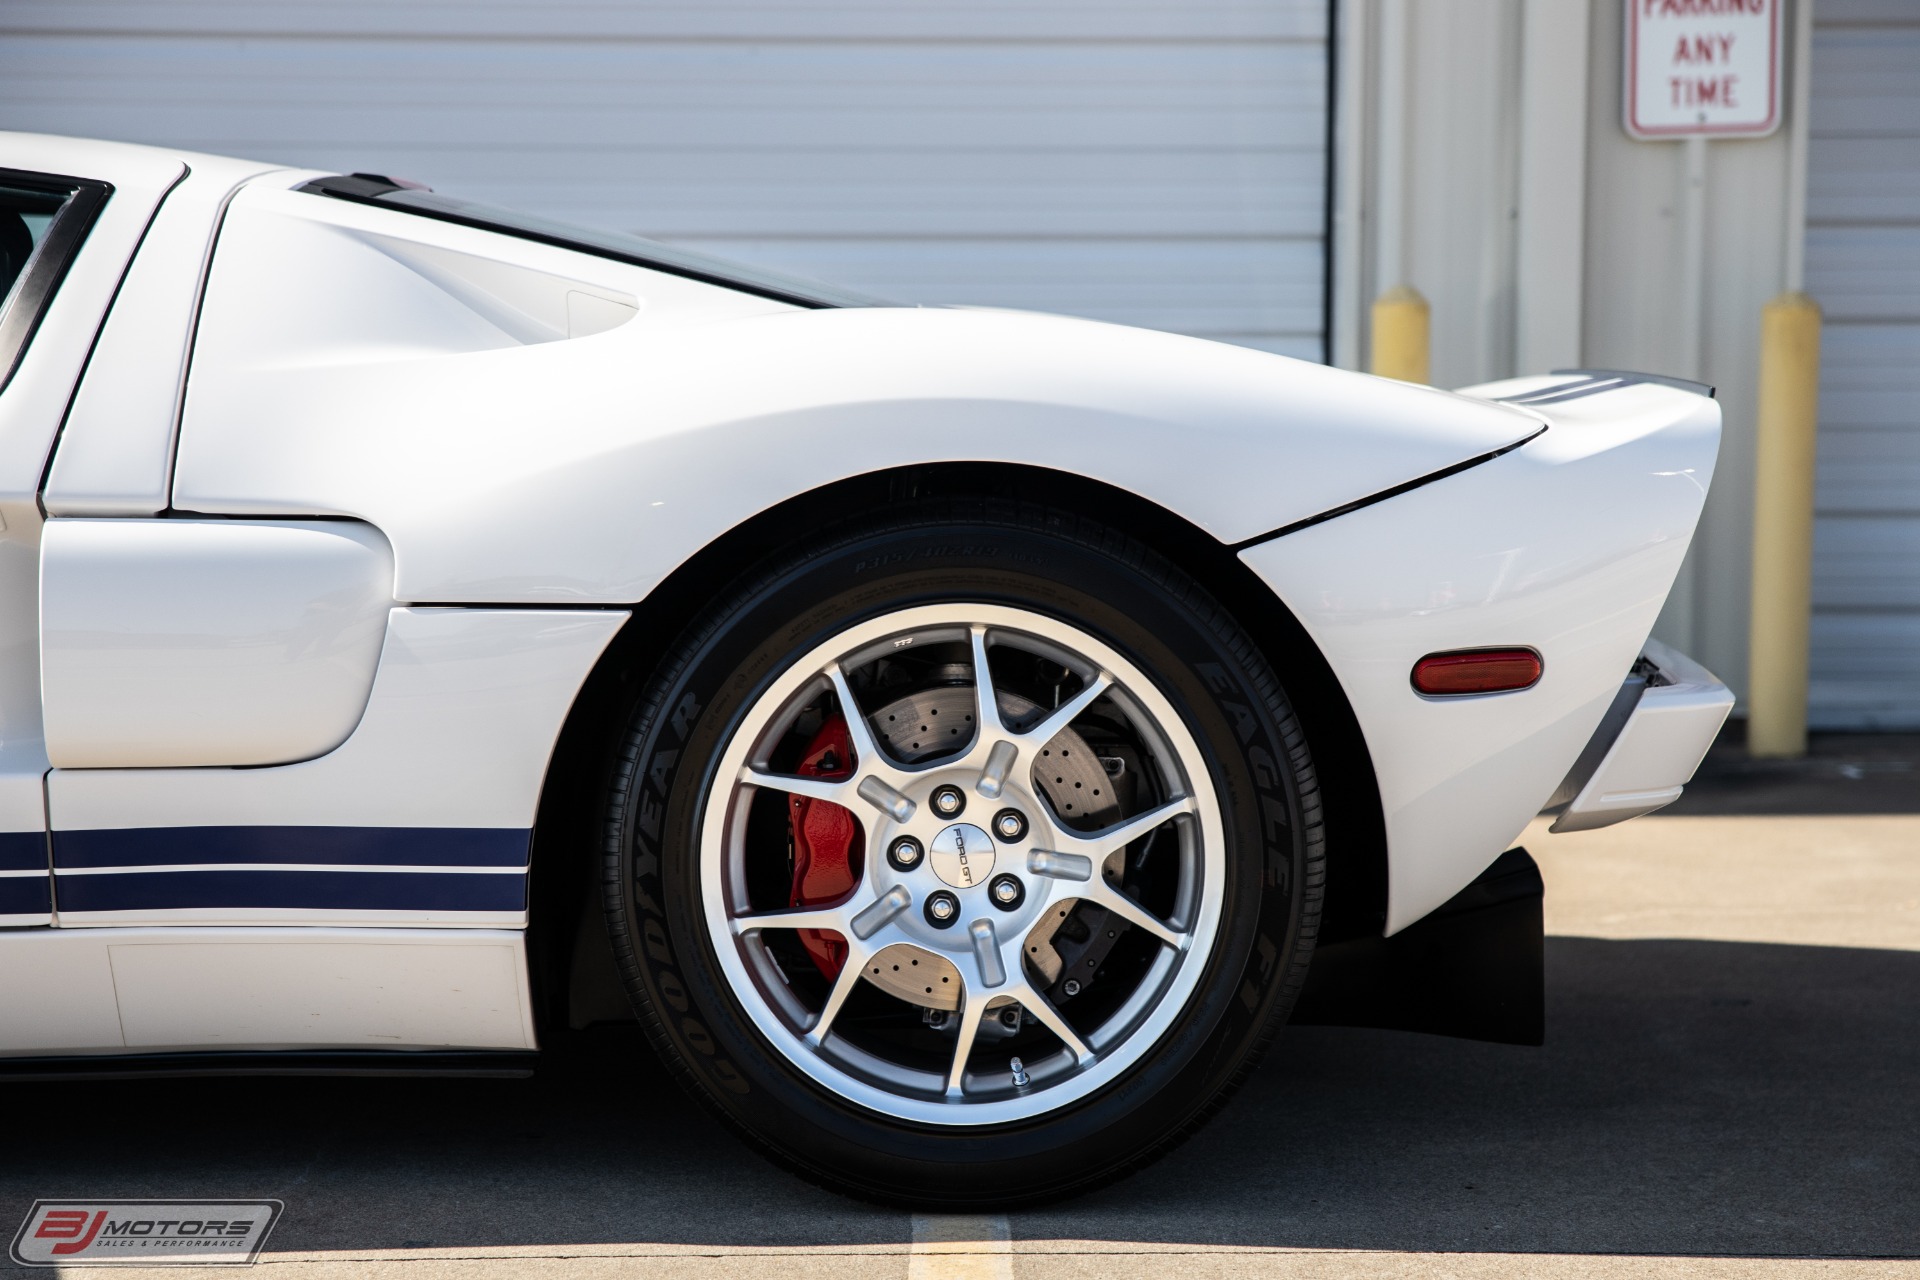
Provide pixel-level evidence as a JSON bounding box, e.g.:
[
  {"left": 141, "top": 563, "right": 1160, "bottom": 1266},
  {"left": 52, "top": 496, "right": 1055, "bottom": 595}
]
[{"left": 1291, "top": 846, "right": 1544, "bottom": 1046}]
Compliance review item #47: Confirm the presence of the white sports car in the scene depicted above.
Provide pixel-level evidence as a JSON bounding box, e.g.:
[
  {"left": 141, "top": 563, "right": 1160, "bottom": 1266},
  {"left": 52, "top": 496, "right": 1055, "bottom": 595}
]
[{"left": 0, "top": 134, "right": 1731, "bottom": 1204}]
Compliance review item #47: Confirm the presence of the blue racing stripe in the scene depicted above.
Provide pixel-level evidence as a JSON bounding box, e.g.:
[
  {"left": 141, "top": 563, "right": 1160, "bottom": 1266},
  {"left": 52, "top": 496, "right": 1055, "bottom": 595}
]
[
  {"left": 0, "top": 830, "right": 46, "bottom": 873},
  {"left": 54, "top": 825, "right": 531, "bottom": 870},
  {"left": 55, "top": 868, "right": 526, "bottom": 914},
  {"left": 0, "top": 874, "right": 50, "bottom": 918}
]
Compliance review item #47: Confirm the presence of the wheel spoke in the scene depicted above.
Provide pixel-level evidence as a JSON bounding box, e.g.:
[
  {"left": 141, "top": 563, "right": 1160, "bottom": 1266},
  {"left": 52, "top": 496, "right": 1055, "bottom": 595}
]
[
  {"left": 967, "top": 918, "right": 1007, "bottom": 988},
  {"left": 825, "top": 663, "right": 887, "bottom": 774},
  {"left": 805, "top": 943, "right": 871, "bottom": 1047},
  {"left": 1026, "top": 849, "right": 1093, "bottom": 882},
  {"left": 729, "top": 904, "right": 849, "bottom": 936},
  {"left": 739, "top": 765, "right": 853, "bottom": 808},
  {"left": 1010, "top": 981, "right": 1095, "bottom": 1066},
  {"left": 1088, "top": 880, "right": 1184, "bottom": 949},
  {"left": 855, "top": 775, "right": 915, "bottom": 822},
  {"left": 977, "top": 739, "right": 1019, "bottom": 800},
  {"left": 1076, "top": 795, "right": 1197, "bottom": 860},
  {"left": 1020, "top": 671, "right": 1114, "bottom": 747},
  {"left": 945, "top": 986, "right": 991, "bottom": 1098},
  {"left": 849, "top": 886, "right": 912, "bottom": 940},
  {"left": 968, "top": 625, "right": 1008, "bottom": 737}
]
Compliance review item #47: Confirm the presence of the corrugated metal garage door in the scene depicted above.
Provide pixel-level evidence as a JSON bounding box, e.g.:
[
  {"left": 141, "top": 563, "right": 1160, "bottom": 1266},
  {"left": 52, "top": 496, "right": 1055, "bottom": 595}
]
[
  {"left": 1807, "top": 1, "right": 1920, "bottom": 728},
  {"left": 0, "top": 2, "right": 1329, "bottom": 361}
]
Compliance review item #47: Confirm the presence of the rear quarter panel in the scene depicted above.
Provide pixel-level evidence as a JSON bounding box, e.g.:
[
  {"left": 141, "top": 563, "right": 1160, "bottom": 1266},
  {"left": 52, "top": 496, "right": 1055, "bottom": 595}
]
[
  {"left": 1241, "top": 382, "right": 1721, "bottom": 931},
  {"left": 171, "top": 178, "right": 1544, "bottom": 606}
]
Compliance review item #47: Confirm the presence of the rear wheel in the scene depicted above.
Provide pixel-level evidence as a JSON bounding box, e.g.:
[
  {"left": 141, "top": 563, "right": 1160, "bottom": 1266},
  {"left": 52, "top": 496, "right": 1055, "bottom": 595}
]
[{"left": 602, "top": 504, "right": 1322, "bottom": 1205}]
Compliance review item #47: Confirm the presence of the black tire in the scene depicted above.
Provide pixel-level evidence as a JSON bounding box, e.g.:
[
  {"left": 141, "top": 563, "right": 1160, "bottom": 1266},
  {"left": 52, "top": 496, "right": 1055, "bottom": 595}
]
[{"left": 600, "top": 500, "right": 1323, "bottom": 1206}]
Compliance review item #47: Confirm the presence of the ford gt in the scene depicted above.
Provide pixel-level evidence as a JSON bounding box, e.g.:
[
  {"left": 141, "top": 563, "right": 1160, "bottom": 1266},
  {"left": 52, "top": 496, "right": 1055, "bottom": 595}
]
[{"left": 0, "top": 134, "right": 1733, "bottom": 1205}]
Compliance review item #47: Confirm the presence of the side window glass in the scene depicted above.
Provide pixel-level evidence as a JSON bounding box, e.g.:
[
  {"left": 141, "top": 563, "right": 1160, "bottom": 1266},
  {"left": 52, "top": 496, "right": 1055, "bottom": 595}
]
[{"left": 0, "top": 173, "right": 111, "bottom": 395}]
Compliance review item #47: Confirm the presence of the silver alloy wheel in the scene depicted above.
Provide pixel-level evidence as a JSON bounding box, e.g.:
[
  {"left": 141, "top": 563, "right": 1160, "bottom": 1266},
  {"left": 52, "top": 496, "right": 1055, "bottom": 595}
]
[{"left": 699, "top": 603, "right": 1227, "bottom": 1126}]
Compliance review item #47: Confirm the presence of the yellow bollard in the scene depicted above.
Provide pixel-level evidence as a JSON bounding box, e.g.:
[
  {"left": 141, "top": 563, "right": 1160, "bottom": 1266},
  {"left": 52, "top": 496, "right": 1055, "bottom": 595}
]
[
  {"left": 1747, "top": 291, "right": 1823, "bottom": 759},
  {"left": 1370, "top": 285, "right": 1431, "bottom": 384}
]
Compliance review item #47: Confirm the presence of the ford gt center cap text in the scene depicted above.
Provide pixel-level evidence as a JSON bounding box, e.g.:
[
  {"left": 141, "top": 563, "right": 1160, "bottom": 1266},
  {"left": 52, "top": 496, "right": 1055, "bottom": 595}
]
[{"left": 928, "top": 823, "right": 997, "bottom": 889}]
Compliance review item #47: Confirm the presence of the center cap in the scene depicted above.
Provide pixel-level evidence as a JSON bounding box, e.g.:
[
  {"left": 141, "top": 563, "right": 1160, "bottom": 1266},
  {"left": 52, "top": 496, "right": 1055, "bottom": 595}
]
[{"left": 928, "top": 822, "right": 998, "bottom": 889}]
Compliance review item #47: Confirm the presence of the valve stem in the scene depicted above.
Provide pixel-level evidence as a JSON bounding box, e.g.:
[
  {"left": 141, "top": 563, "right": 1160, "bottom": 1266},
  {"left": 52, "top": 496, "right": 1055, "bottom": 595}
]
[{"left": 1010, "top": 1056, "right": 1031, "bottom": 1089}]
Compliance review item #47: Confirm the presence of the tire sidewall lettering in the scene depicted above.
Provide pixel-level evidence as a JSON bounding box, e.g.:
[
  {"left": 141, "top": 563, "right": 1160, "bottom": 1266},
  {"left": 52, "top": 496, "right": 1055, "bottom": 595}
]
[
  {"left": 658, "top": 968, "right": 690, "bottom": 1014},
  {"left": 629, "top": 679, "right": 754, "bottom": 1098},
  {"left": 682, "top": 1016, "right": 717, "bottom": 1056}
]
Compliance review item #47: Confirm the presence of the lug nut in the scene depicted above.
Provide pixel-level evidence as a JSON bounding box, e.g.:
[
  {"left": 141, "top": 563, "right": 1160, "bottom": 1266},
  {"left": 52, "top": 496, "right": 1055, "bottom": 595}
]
[
  {"left": 887, "top": 836, "right": 924, "bottom": 871},
  {"left": 930, "top": 785, "right": 966, "bottom": 818},
  {"left": 999, "top": 1007, "right": 1022, "bottom": 1031},
  {"left": 988, "top": 873, "right": 1025, "bottom": 911},
  {"left": 924, "top": 890, "right": 960, "bottom": 928},
  {"left": 992, "top": 809, "right": 1028, "bottom": 842}
]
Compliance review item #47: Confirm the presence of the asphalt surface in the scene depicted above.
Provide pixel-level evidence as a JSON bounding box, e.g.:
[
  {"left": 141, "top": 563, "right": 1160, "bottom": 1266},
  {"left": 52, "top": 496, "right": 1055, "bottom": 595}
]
[{"left": 4, "top": 732, "right": 1917, "bottom": 1277}]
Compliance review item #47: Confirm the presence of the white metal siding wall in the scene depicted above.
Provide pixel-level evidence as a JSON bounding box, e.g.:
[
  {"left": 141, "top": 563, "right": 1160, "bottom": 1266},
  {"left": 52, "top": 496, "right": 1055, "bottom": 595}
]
[
  {"left": 0, "top": 2, "right": 1329, "bottom": 360},
  {"left": 1806, "top": 0, "right": 1920, "bottom": 728}
]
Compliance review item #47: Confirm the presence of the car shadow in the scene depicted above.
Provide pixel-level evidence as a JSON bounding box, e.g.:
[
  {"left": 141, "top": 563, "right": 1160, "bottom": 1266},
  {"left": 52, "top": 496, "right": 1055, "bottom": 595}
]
[
  {"left": 1, "top": 934, "right": 1916, "bottom": 1263},
  {"left": 1047, "top": 936, "right": 1920, "bottom": 1257}
]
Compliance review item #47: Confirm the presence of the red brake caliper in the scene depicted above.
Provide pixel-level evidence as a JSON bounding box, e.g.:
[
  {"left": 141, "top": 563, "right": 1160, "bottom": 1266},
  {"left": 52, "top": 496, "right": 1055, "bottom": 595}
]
[{"left": 786, "top": 715, "right": 859, "bottom": 980}]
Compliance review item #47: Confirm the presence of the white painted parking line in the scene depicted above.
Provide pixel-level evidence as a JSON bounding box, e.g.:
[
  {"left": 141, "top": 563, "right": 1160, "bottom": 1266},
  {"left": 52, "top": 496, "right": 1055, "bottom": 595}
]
[{"left": 909, "top": 1214, "right": 1014, "bottom": 1280}]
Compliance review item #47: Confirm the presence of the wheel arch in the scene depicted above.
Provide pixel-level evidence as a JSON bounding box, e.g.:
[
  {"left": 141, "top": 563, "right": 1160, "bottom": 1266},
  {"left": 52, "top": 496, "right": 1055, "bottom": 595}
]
[{"left": 525, "top": 462, "right": 1388, "bottom": 1036}]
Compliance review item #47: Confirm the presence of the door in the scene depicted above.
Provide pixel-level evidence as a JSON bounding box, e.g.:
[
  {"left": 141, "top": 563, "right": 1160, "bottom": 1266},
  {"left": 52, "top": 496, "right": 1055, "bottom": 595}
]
[
  {"left": 0, "top": 140, "right": 185, "bottom": 930},
  {"left": 0, "top": 169, "right": 103, "bottom": 926},
  {"left": 1, "top": 145, "right": 586, "bottom": 1059},
  {"left": 29, "top": 162, "right": 623, "bottom": 940}
]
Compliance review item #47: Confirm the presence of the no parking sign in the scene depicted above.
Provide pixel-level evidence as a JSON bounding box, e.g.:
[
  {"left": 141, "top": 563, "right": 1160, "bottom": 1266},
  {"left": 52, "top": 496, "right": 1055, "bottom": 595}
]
[{"left": 1625, "top": 0, "right": 1783, "bottom": 138}]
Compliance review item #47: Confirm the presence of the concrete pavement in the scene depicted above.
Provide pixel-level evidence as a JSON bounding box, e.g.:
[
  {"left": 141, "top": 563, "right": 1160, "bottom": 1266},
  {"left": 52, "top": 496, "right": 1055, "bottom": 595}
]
[{"left": 4, "top": 733, "right": 1917, "bottom": 1277}]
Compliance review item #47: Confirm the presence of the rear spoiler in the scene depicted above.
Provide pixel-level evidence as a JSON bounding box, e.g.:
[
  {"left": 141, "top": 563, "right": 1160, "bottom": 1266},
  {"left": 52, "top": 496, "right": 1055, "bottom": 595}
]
[{"left": 1478, "top": 368, "right": 1715, "bottom": 407}]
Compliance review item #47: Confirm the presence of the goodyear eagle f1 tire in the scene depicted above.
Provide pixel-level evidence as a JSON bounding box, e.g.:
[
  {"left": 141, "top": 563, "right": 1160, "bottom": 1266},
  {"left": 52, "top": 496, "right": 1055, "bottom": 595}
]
[{"left": 602, "top": 503, "right": 1322, "bottom": 1205}]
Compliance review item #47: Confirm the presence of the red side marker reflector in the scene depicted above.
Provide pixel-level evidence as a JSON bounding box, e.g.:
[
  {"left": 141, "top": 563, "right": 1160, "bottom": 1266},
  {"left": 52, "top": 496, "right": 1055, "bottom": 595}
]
[{"left": 1412, "top": 648, "right": 1543, "bottom": 696}]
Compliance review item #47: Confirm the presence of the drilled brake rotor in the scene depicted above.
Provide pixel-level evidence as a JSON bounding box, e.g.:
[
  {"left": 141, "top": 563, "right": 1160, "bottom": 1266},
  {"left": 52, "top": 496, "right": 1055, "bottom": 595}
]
[{"left": 858, "top": 684, "right": 1120, "bottom": 1010}]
